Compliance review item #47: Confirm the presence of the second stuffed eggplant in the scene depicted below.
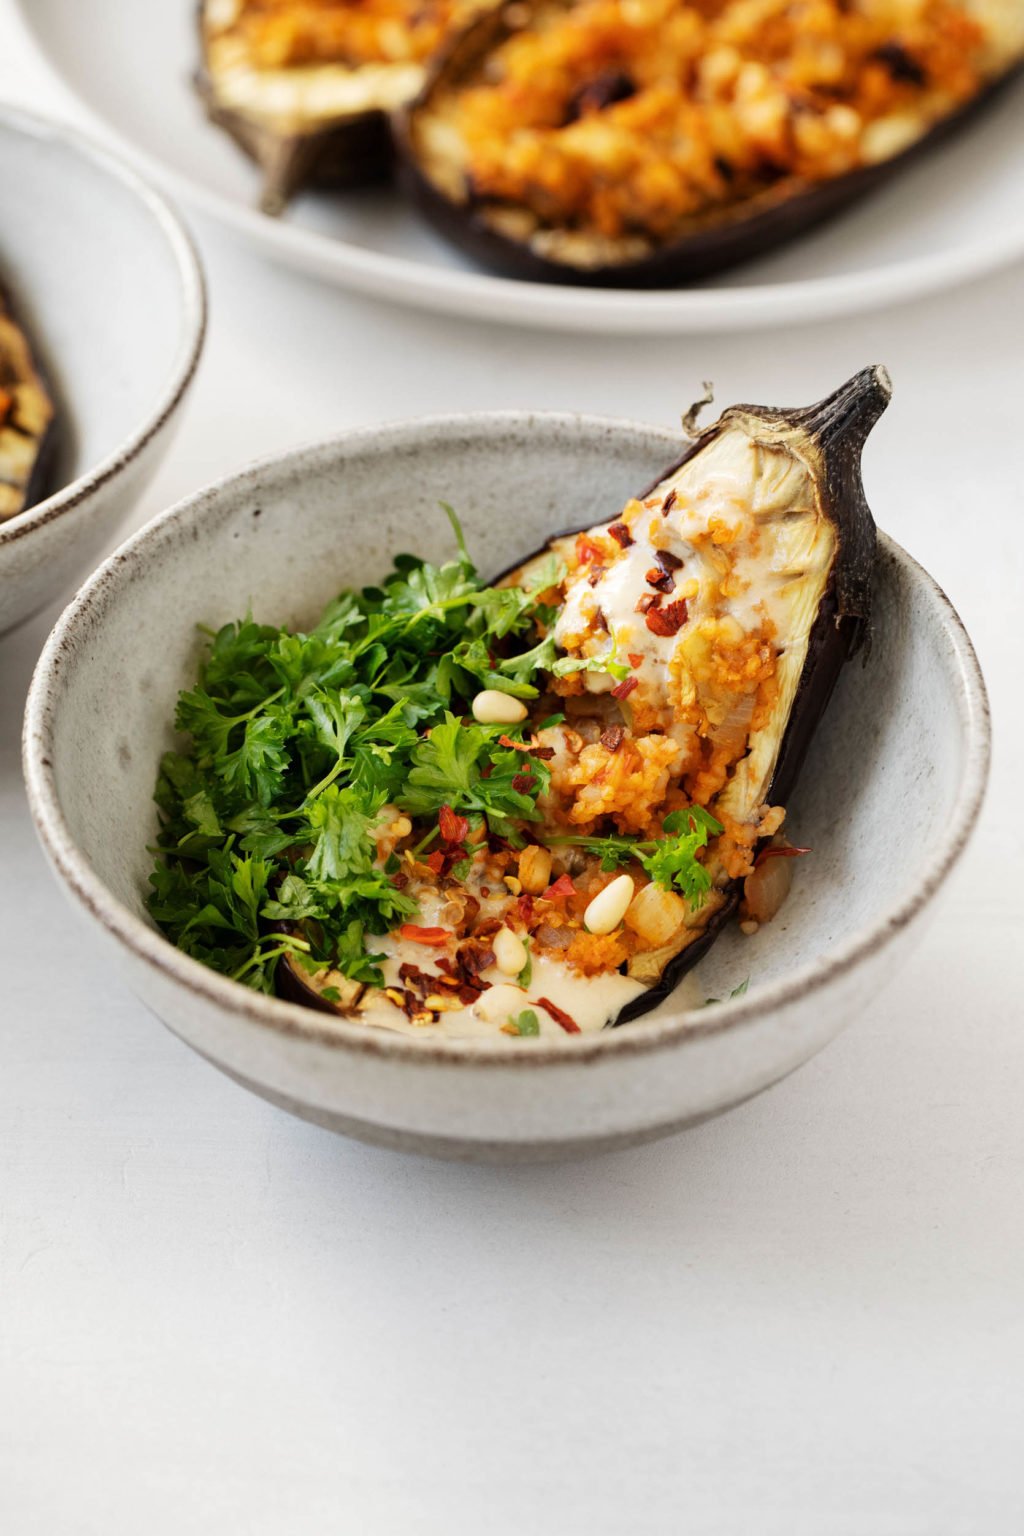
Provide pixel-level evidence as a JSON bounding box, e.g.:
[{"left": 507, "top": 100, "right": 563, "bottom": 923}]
[{"left": 399, "top": 0, "right": 1024, "bottom": 286}]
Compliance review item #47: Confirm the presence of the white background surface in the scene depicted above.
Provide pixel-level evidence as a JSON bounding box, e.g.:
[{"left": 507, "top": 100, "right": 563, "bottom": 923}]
[{"left": 2, "top": 14, "right": 1023, "bottom": 1534}]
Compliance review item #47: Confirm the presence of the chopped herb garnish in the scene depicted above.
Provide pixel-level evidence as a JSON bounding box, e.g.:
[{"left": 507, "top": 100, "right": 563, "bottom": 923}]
[
  {"left": 147, "top": 508, "right": 557, "bottom": 990},
  {"left": 506, "top": 1009, "right": 540, "bottom": 1037},
  {"left": 704, "top": 979, "right": 751, "bottom": 1007}
]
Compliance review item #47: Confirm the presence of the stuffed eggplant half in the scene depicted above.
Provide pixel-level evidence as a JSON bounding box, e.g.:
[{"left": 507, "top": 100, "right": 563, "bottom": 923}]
[
  {"left": 149, "top": 369, "right": 888, "bottom": 1040},
  {"left": 400, "top": 0, "right": 1024, "bottom": 285},
  {"left": 197, "top": 0, "right": 493, "bottom": 211},
  {"left": 0, "top": 288, "right": 56, "bottom": 522}
]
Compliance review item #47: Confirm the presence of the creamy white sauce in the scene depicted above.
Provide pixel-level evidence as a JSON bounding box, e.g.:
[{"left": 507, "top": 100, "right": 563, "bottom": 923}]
[{"left": 355, "top": 945, "right": 647, "bottom": 1040}]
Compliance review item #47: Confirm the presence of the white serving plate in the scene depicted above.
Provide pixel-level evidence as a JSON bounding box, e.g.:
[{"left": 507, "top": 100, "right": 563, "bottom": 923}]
[
  {"left": 12, "top": 0, "right": 1024, "bottom": 336},
  {"left": 23, "top": 413, "right": 990, "bottom": 1160}
]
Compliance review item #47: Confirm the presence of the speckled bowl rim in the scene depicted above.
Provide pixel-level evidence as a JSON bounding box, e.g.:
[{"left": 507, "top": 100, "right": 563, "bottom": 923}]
[
  {"left": 0, "top": 104, "right": 207, "bottom": 549},
  {"left": 22, "top": 412, "right": 991, "bottom": 1068}
]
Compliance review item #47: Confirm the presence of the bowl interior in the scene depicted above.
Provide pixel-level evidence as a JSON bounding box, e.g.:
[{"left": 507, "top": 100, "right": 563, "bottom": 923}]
[
  {"left": 0, "top": 111, "right": 193, "bottom": 510},
  {"left": 34, "top": 417, "right": 976, "bottom": 1019}
]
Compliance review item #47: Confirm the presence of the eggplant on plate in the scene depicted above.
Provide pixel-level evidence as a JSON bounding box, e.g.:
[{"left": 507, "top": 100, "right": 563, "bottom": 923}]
[
  {"left": 196, "top": 0, "right": 495, "bottom": 212},
  {"left": 399, "top": 0, "right": 1024, "bottom": 286},
  {"left": 149, "top": 368, "right": 889, "bottom": 1040},
  {"left": 0, "top": 287, "right": 56, "bottom": 523}
]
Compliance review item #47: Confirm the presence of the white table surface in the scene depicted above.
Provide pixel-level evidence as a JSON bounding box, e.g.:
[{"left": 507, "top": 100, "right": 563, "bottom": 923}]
[{"left": 2, "top": 14, "right": 1023, "bottom": 1534}]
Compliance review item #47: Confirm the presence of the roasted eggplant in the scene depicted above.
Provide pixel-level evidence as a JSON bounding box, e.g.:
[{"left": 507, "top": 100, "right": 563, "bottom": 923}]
[
  {"left": 399, "top": 0, "right": 1024, "bottom": 286},
  {"left": 267, "top": 368, "right": 889, "bottom": 1036},
  {"left": 0, "top": 286, "right": 56, "bottom": 522},
  {"left": 196, "top": 0, "right": 494, "bottom": 212}
]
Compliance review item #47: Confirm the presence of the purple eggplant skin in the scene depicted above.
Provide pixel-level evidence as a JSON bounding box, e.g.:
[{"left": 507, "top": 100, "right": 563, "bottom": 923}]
[{"left": 397, "top": 0, "right": 1023, "bottom": 288}]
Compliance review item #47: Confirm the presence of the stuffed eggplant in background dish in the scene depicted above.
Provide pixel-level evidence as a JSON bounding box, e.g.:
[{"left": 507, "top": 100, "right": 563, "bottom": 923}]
[
  {"left": 400, "top": 0, "right": 1024, "bottom": 284},
  {"left": 149, "top": 369, "right": 889, "bottom": 1039},
  {"left": 196, "top": 0, "right": 494, "bottom": 210},
  {"left": 0, "top": 288, "right": 56, "bottom": 522}
]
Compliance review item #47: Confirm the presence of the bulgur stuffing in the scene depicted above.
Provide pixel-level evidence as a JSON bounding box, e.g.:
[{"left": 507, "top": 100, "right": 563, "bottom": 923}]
[{"left": 424, "top": 0, "right": 1007, "bottom": 244}]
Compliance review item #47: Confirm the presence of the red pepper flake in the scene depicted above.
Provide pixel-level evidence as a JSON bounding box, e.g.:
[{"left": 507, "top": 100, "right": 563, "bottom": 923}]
[
  {"left": 481, "top": 763, "right": 494, "bottom": 779},
  {"left": 656, "top": 549, "right": 683, "bottom": 572},
  {"left": 662, "top": 489, "right": 678, "bottom": 514},
  {"left": 511, "top": 771, "right": 536, "bottom": 794},
  {"left": 575, "top": 534, "right": 603, "bottom": 565},
  {"left": 754, "top": 844, "right": 812, "bottom": 868},
  {"left": 645, "top": 599, "right": 689, "bottom": 637},
  {"left": 399, "top": 924, "right": 450, "bottom": 947},
  {"left": 608, "top": 522, "right": 633, "bottom": 548},
  {"left": 459, "top": 941, "right": 496, "bottom": 977},
  {"left": 537, "top": 997, "right": 581, "bottom": 1035},
  {"left": 425, "top": 850, "right": 446, "bottom": 875},
  {"left": 645, "top": 566, "right": 675, "bottom": 594},
  {"left": 600, "top": 725, "right": 625, "bottom": 752},
  {"left": 611, "top": 675, "right": 638, "bottom": 701},
  {"left": 634, "top": 593, "right": 656, "bottom": 614},
  {"left": 398, "top": 962, "right": 433, "bottom": 993},
  {"left": 500, "top": 734, "right": 557, "bottom": 761},
  {"left": 390, "top": 872, "right": 409, "bottom": 890},
  {"left": 544, "top": 874, "right": 576, "bottom": 903},
  {"left": 627, "top": 652, "right": 644, "bottom": 669},
  {"left": 517, "top": 893, "right": 535, "bottom": 926},
  {"left": 439, "top": 803, "right": 469, "bottom": 844}
]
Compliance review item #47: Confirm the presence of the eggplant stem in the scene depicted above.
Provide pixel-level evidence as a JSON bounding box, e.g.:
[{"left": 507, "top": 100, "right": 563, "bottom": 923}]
[{"left": 796, "top": 365, "right": 893, "bottom": 451}]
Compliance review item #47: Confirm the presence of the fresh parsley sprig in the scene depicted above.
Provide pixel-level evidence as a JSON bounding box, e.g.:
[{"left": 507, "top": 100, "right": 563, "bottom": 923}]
[{"left": 546, "top": 806, "right": 723, "bottom": 907}]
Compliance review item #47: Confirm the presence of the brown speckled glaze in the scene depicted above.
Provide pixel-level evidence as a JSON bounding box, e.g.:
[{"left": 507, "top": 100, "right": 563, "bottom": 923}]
[
  {"left": 22, "top": 415, "right": 990, "bottom": 1159},
  {"left": 0, "top": 106, "right": 206, "bottom": 635}
]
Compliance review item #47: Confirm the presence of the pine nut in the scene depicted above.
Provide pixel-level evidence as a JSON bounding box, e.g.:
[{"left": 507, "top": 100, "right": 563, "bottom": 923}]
[
  {"left": 583, "top": 874, "right": 634, "bottom": 935},
  {"left": 471, "top": 689, "right": 528, "bottom": 725},
  {"left": 518, "top": 844, "right": 552, "bottom": 895},
  {"left": 475, "top": 982, "right": 529, "bottom": 1022},
  {"left": 492, "top": 926, "right": 528, "bottom": 977},
  {"left": 624, "top": 882, "right": 687, "bottom": 946}
]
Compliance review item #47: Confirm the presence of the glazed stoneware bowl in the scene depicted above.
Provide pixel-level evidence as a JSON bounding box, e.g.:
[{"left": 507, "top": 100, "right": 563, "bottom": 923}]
[
  {"left": 0, "top": 106, "right": 205, "bottom": 635},
  {"left": 23, "top": 415, "right": 990, "bottom": 1160}
]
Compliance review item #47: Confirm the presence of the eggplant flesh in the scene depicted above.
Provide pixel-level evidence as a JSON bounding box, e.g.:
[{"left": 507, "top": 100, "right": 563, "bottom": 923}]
[
  {"left": 400, "top": 0, "right": 1024, "bottom": 287},
  {"left": 0, "top": 289, "right": 56, "bottom": 522},
  {"left": 281, "top": 368, "right": 888, "bottom": 1038},
  {"left": 196, "top": 0, "right": 492, "bottom": 213}
]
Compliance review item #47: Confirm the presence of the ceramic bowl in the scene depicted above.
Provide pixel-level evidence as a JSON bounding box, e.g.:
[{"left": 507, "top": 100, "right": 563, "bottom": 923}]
[
  {"left": 0, "top": 105, "right": 205, "bottom": 635},
  {"left": 22, "top": 415, "right": 990, "bottom": 1161}
]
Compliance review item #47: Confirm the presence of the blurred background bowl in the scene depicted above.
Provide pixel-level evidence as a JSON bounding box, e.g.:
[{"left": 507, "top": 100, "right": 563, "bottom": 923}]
[
  {"left": 0, "top": 105, "right": 205, "bottom": 635},
  {"left": 22, "top": 415, "right": 990, "bottom": 1160}
]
